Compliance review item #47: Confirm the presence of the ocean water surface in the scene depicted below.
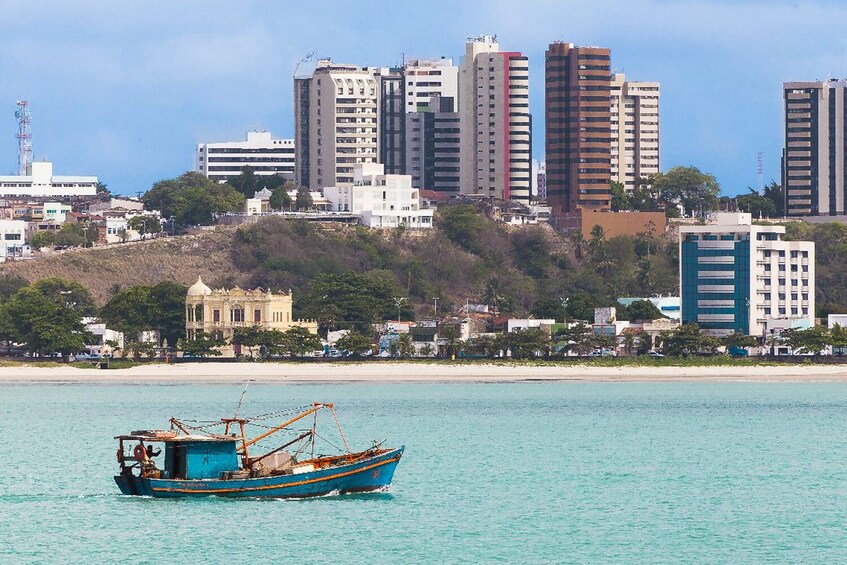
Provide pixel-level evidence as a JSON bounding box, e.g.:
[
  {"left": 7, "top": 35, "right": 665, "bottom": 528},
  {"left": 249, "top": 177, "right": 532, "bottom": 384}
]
[{"left": 1, "top": 381, "right": 846, "bottom": 563}]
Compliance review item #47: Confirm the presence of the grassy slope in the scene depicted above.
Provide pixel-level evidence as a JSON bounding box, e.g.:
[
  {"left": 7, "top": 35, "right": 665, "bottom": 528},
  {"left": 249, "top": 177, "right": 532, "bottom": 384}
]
[{"left": 0, "top": 228, "right": 249, "bottom": 305}]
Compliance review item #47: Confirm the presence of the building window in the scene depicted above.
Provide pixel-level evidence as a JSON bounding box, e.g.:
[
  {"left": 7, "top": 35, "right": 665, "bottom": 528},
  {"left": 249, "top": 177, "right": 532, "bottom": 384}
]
[
  {"left": 791, "top": 250, "right": 798, "bottom": 258},
  {"left": 254, "top": 309, "right": 261, "bottom": 323},
  {"left": 232, "top": 308, "right": 245, "bottom": 323},
  {"left": 779, "top": 308, "right": 786, "bottom": 315},
  {"left": 764, "top": 308, "right": 771, "bottom": 315},
  {"left": 779, "top": 278, "right": 786, "bottom": 286},
  {"left": 791, "top": 307, "right": 798, "bottom": 315},
  {"left": 213, "top": 309, "right": 221, "bottom": 323},
  {"left": 195, "top": 305, "right": 203, "bottom": 323}
]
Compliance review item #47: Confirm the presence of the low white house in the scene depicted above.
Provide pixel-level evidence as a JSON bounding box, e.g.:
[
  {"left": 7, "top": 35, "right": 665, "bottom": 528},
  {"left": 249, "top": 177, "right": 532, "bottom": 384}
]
[
  {"left": 0, "top": 220, "right": 30, "bottom": 261},
  {"left": 83, "top": 318, "right": 124, "bottom": 357},
  {"left": 323, "top": 163, "right": 433, "bottom": 229},
  {"left": 506, "top": 319, "right": 556, "bottom": 332}
]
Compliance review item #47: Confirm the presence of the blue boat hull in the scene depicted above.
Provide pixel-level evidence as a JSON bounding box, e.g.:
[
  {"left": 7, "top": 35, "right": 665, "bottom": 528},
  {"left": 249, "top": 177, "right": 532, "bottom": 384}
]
[{"left": 115, "top": 447, "right": 403, "bottom": 498}]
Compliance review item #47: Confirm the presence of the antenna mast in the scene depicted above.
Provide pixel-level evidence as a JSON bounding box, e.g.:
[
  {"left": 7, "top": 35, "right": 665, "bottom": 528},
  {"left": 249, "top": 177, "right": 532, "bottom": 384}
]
[
  {"left": 756, "top": 152, "right": 764, "bottom": 191},
  {"left": 15, "top": 101, "right": 32, "bottom": 175}
]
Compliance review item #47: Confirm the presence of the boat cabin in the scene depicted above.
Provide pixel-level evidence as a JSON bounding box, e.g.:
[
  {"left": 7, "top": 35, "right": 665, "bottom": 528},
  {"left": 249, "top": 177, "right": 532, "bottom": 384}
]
[{"left": 117, "top": 433, "right": 241, "bottom": 480}]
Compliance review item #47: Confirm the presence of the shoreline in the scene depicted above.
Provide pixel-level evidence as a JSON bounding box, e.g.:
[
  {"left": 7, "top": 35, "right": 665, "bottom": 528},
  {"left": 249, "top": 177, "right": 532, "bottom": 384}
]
[{"left": 3, "top": 362, "right": 847, "bottom": 383}]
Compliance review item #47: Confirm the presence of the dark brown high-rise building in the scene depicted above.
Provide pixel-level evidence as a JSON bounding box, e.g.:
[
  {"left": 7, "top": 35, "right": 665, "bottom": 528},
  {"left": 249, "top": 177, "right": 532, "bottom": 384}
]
[{"left": 545, "top": 43, "right": 612, "bottom": 217}]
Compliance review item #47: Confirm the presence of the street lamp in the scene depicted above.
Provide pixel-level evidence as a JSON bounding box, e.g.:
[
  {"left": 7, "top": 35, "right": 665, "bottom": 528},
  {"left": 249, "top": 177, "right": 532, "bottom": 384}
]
[{"left": 394, "top": 297, "right": 407, "bottom": 323}]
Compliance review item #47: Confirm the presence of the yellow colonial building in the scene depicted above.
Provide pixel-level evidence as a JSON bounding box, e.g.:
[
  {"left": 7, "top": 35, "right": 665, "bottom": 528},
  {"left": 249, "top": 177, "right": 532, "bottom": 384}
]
[{"left": 185, "top": 276, "right": 318, "bottom": 356}]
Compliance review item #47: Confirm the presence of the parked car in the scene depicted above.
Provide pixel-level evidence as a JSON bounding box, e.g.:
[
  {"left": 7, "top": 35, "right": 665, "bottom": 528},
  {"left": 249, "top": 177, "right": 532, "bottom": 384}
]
[{"left": 647, "top": 351, "right": 666, "bottom": 358}]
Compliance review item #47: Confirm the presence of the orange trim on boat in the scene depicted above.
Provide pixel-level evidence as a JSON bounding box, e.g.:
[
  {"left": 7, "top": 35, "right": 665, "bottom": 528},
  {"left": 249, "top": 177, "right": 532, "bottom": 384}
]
[{"left": 151, "top": 454, "right": 402, "bottom": 495}]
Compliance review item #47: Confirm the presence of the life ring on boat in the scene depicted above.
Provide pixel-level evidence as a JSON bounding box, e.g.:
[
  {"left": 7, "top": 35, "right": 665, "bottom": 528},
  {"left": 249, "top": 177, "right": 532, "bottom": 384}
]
[{"left": 133, "top": 444, "right": 148, "bottom": 462}]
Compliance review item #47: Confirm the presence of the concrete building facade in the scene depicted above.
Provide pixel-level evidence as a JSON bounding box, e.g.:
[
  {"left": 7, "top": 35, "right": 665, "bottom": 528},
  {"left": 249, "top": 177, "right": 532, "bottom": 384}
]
[
  {"left": 545, "top": 42, "right": 612, "bottom": 217},
  {"left": 295, "top": 60, "right": 380, "bottom": 190},
  {"left": 458, "top": 35, "right": 531, "bottom": 204},
  {"left": 185, "top": 276, "right": 318, "bottom": 357},
  {"left": 195, "top": 131, "right": 295, "bottom": 181},
  {"left": 376, "top": 58, "right": 459, "bottom": 177},
  {"left": 679, "top": 213, "right": 815, "bottom": 337},
  {"left": 405, "top": 95, "right": 461, "bottom": 194},
  {"left": 610, "top": 74, "right": 660, "bottom": 192},
  {"left": 783, "top": 79, "right": 847, "bottom": 216},
  {"left": 0, "top": 161, "right": 97, "bottom": 198},
  {"left": 323, "top": 163, "right": 433, "bottom": 228}
]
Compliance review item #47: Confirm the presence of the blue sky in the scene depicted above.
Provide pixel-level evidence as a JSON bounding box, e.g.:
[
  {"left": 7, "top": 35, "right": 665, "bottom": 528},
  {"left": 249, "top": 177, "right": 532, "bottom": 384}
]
[{"left": 1, "top": 0, "right": 845, "bottom": 196}]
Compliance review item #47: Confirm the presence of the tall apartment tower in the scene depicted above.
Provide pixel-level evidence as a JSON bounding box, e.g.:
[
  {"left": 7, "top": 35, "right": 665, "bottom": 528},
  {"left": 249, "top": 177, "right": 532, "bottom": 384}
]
[
  {"left": 294, "top": 60, "right": 380, "bottom": 189},
  {"left": 405, "top": 95, "right": 461, "bottom": 194},
  {"left": 545, "top": 42, "right": 612, "bottom": 216},
  {"left": 782, "top": 79, "right": 847, "bottom": 216},
  {"left": 610, "top": 74, "right": 660, "bottom": 192},
  {"left": 458, "top": 36, "right": 531, "bottom": 204},
  {"left": 377, "top": 58, "right": 459, "bottom": 176}
]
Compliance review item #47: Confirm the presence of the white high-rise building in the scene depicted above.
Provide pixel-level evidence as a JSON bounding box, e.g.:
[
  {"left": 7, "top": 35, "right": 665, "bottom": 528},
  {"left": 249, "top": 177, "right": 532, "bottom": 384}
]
[
  {"left": 402, "top": 58, "right": 458, "bottom": 113},
  {"left": 294, "top": 60, "right": 380, "bottom": 189},
  {"left": 610, "top": 74, "right": 660, "bottom": 192},
  {"left": 458, "top": 36, "right": 531, "bottom": 204},
  {"left": 195, "top": 131, "right": 295, "bottom": 181},
  {"left": 679, "top": 213, "right": 815, "bottom": 337}
]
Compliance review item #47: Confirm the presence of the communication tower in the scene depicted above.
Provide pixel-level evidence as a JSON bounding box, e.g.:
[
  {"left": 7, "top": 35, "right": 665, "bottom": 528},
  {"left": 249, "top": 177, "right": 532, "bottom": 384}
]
[
  {"left": 756, "top": 152, "right": 764, "bottom": 191},
  {"left": 15, "top": 100, "right": 32, "bottom": 176}
]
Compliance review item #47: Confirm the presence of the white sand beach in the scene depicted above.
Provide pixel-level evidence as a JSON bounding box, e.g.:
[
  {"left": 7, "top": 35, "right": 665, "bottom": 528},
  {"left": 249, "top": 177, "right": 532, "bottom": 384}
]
[{"left": 2, "top": 362, "right": 847, "bottom": 383}]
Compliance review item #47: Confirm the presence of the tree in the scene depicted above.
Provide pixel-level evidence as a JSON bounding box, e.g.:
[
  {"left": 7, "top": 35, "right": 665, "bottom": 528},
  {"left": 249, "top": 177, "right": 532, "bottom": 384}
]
[
  {"left": 100, "top": 282, "right": 187, "bottom": 347},
  {"left": 660, "top": 323, "right": 720, "bottom": 357},
  {"left": 554, "top": 322, "right": 595, "bottom": 356},
  {"left": 227, "top": 166, "right": 259, "bottom": 198},
  {"left": 335, "top": 331, "right": 374, "bottom": 356},
  {"left": 270, "top": 185, "right": 293, "bottom": 211},
  {"left": 780, "top": 326, "right": 830, "bottom": 355},
  {"left": 652, "top": 166, "right": 721, "bottom": 217},
  {"left": 295, "top": 186, "right": 313, "bottom": 211},
  {"left": 501, "top": 328, "right": 550, "bottom": 359},
  {"left": 127, "top": 340, "right": 157, "bottom": 360},
  {"left": 142, "top": 172, "right": 245, "bottom": 226},
  {"left": 419, "top": 343, "right": 435, "bottom": 357},
  {"left": 439, "top": 324, "right": 463, "bottom": 359},
  {"left": 54, "top": 223, "right": 86, "bottom": 248},
  {"left": 96, "top": 182, "right": 110, "bottom": 195},
  {"left": 635, "top": 330, "right": 653, "bottom": 355},
  {"left": 6, "top": 286, "right": 92, "bottom": 359},
  {"left": 466, "top": 334, "right": 501, "bottom": 358},
  {"left": 736, "top": 189, "right": 776, "bottom": 218},
  {"left": 232, "top": 325, "right": 264, "bottom": 358},
  {"left": 100, "top": 286, "right": 153, "bottom": 342},
  {"left": 722, "top": 331, "right": 758, "bottom": 350},
  {"left": 617, "top": 300, "right": 664, "bottom": 322},
  {"left": 763, "top": 181, "right": 785, "bottom": 217},
  {"left": 482, "top": 277, "right": 513, "bottom": 319},
  {"left": 301, "top": 271, "right": 413, "bottom": 333},
  {"left": 127, "top": 215, "right": 162, "bottom": 239},
  {"left": 396, "top": 333, "right": 416, "bottom": 358},
  {"left": 610, "top": 181, "right": 630, "bottom": 211},
  {"left": 277, "top": 326, "right": 321, "bottom": 358},
  {"left": 177, "top": 331, "right": 224, "bottom": 358},
  {"left": 30, "top": 278, "right": 96, "bottom": 316},
  {"left": 30, "top": 231, "right": 55, "bottom": 249},
  {"left": 439, "top": 205, "right": 485, "bottom": 253}
]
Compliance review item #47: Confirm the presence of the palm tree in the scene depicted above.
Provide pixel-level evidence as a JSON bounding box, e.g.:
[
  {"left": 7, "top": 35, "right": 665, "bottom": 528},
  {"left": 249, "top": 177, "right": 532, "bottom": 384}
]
[{"left": 482, "top": 278, "right": 506, "bottom": 320}]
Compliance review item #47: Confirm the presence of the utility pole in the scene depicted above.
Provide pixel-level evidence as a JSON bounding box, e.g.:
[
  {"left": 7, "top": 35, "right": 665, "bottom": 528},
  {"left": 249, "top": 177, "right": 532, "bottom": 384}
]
[{"left": 433, "top": 297, "right": 439, "bottom": 319}]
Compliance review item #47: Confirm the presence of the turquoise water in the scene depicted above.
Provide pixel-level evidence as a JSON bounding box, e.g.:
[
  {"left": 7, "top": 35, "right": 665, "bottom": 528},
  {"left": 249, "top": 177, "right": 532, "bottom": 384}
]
[{"left": 2, "top": 381, "right": 847, "bottom": 563}]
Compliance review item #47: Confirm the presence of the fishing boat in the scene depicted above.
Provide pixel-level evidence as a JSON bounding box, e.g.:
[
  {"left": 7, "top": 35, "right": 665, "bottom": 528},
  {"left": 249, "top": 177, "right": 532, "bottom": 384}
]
[{"left": 114, "top": 402, "right": 404, "bottom": 498}]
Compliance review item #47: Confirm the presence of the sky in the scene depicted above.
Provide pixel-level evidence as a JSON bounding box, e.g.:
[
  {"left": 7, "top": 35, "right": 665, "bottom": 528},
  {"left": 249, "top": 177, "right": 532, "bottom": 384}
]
[{"left": 1, "top": 0, "right": 846, "bottom": 197}]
